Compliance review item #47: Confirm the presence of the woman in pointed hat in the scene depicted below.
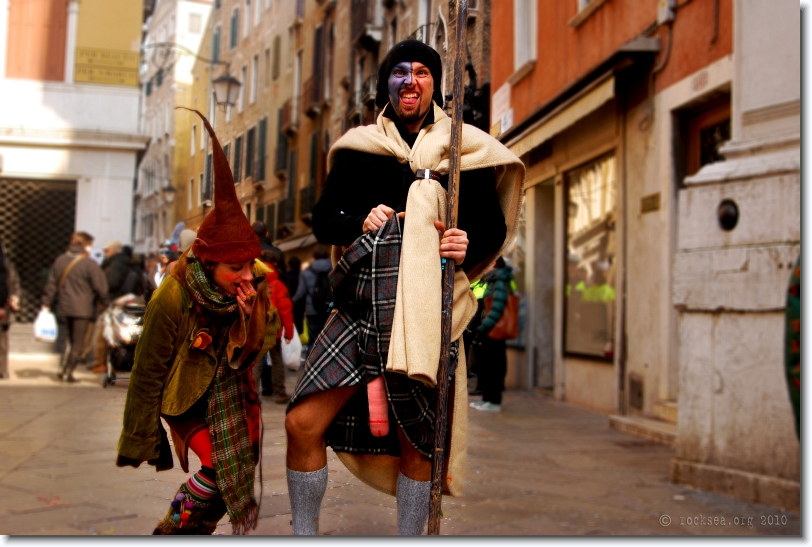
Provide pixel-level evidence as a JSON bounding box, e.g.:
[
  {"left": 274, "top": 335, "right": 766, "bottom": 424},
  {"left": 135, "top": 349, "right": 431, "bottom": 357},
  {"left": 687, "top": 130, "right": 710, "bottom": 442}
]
[{"left": 116, "top": 110, "right": 280, "bottom": 535}]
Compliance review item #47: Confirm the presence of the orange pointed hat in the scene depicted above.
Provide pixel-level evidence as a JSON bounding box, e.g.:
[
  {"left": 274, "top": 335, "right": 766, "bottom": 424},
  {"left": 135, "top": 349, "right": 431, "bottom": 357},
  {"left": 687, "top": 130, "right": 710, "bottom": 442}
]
[{"left": 181, "top": 108, "right": 261, "bottom": 264}]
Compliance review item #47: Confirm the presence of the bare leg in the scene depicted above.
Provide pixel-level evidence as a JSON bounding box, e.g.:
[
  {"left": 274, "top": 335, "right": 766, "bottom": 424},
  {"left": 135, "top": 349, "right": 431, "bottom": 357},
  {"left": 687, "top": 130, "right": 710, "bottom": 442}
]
[
  {"left": 397, "top": 426, "right": 432, "bottom": 481},
  {"left": 285, "top": 385, "right": 360, "bottom": 471},
  {"left": 285, "top": 386, "right": 359, "bottom": 535}
]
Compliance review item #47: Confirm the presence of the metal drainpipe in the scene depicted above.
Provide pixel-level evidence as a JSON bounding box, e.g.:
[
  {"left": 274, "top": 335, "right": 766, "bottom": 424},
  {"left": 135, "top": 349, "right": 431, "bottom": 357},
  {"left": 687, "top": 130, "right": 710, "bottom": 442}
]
[{"left": 618, "top": 80, "right": 629, "bottom": 416}]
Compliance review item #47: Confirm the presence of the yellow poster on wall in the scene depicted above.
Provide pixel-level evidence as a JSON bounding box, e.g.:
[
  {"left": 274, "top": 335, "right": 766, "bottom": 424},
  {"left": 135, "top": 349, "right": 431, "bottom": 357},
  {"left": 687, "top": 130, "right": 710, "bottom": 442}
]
[{"left": 74, "top": 48, "right": 139, "bottom": 86}]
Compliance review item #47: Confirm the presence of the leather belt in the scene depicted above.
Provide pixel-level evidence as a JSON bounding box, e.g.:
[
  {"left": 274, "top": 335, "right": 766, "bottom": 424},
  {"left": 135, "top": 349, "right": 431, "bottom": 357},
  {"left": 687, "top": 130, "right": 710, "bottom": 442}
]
[{"left": 415, "top": 168, "right": 441, "bottom": 182}]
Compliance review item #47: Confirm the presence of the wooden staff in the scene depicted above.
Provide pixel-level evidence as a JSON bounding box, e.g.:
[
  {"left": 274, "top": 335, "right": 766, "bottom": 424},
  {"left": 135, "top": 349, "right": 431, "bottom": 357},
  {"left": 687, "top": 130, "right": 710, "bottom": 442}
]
[{"left": 428, "top": 0, "right": 468, "bottom": 536}]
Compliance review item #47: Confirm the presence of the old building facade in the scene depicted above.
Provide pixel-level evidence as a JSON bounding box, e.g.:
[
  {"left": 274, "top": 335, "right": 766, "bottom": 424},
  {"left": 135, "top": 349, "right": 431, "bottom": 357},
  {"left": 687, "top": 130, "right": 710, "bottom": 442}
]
[
  {"left": 491, "top": 0, "right": 798, "bottom": 509},
  {"left": 0, "top": 0, "right": 148, "bottom": 322},
  {"left": 134, "top": 0, "right": 213, "bottom": 257},
  {"left": 170, "top": 0, "right": 492, "bottom": 264}
]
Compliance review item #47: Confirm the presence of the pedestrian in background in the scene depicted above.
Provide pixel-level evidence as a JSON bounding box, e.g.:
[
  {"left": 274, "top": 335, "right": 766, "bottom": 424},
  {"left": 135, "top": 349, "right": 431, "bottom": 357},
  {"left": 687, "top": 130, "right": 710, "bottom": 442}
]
[
  {"left": 91, "top": 240, "right": 137, "bottom": 373},
  {"left": 252, "top": 221, "right": 288, "bottom": 286},
  {"left": 41, "top": 231, "right": 108, "bottom": 383},
  {"left": 286, "top": 256, "right": 304, "bottom": 335},
  {"left": 469, "top": 257, "right": 515, "bottom": 412},
  {"left": 0, "top": 249, "right": 20, "bottom": 380},
  {"left": 121, "top": 245, "right": 145, "bottom": 297},
  {"left": 291, "top": 245, "right": 333, "bottom": 349},
  {"left": 255, "top": 250, "right": 295, "bottom": 404},
  {"left": 145, "top": 245, "right": 175, "bottom": 305}
]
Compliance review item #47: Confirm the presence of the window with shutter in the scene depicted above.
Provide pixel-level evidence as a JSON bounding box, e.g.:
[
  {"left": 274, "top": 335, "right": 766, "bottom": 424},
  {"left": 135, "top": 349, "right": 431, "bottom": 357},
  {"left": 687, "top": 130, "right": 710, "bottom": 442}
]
[
  {"left": 257, "top": 117, "right": 268, "bottom": 181},
  {"left": 272, "top": 35, "right": 281, "bottom": 80},
  {"left": 246, "top": 127, "right": 256, "bottom": 180},
  {"left": 234, "top": 136, "right": 243, "bottom": 182},
  {"left": 230, "top": 9, "right": 239, "bottom": 49}
]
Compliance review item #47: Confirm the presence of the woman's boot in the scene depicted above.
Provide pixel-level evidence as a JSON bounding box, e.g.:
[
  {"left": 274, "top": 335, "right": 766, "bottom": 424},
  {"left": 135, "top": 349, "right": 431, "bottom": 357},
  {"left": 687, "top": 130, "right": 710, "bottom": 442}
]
[{"left": 152, "top": 482, "right": 228, "bottom": 535}]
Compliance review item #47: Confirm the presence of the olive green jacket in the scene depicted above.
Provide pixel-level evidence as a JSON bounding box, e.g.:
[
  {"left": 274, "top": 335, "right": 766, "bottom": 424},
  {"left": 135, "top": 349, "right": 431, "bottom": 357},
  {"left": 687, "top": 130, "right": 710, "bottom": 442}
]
[{"left": 117, "top": 267, "right": 280, "bottom": 464}]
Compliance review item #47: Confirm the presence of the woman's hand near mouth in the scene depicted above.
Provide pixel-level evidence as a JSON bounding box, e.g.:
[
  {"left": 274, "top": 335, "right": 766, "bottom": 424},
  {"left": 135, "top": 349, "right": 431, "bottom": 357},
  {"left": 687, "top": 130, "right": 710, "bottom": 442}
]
[{"left": 236, "top": 281, "right": 257, "bottom": 315}]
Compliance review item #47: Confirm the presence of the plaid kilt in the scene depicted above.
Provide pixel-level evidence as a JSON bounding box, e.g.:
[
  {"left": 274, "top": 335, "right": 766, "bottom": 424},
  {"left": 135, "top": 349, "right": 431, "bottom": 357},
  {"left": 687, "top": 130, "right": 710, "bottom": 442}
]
[{"left": 288, "top": 217, "right": 457, "bottom": 458}]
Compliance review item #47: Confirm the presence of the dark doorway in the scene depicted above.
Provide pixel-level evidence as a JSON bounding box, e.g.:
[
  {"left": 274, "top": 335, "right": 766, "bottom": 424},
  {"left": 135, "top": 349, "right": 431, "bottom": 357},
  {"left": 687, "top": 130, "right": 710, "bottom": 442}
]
[{"left": 0, "top": 178, "right": 77, "bottom": 322}]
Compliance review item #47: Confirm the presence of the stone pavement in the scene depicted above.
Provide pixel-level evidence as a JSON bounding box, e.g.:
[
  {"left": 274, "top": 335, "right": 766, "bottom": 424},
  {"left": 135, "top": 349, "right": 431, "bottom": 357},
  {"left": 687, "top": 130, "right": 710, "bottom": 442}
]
[{"left": 0, "top": 353, "right": 800, "bottom": 536}]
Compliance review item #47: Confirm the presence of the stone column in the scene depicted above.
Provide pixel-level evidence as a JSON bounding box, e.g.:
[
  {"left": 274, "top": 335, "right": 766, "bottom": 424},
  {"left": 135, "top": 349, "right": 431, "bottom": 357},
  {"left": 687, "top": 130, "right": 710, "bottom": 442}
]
[
  {"left": 64, "top": 0, "right": 80, "bottom": 83},
  {"left": 0, "top": 0, "right": 9, "bottom": 79},
  {"left": 669, "top": 0, "right": 800, "bottom": 510}
]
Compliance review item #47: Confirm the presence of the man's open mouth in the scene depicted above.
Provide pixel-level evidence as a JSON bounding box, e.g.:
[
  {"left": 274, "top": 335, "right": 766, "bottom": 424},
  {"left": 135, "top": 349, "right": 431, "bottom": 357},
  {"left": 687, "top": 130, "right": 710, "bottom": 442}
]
[{"left": 400, "top": 92, "right": 419, "bottom": 106}]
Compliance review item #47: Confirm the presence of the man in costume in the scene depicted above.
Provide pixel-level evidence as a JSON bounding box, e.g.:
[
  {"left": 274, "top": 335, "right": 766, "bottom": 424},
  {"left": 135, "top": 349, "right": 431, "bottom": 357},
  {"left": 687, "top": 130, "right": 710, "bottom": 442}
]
[
  {"left": 284, "top": 40, "right": 525, "bottom": 535},
  {"left": 117, "top": 110, "right": 280, "bottom": 535}
]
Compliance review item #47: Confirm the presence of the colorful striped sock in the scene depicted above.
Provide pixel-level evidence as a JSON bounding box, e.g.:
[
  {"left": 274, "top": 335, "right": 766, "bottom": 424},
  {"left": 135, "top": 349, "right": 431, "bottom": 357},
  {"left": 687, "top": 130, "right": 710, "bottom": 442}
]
[{"left": 186, "top": 468, "right": 219, "bottom": 502}]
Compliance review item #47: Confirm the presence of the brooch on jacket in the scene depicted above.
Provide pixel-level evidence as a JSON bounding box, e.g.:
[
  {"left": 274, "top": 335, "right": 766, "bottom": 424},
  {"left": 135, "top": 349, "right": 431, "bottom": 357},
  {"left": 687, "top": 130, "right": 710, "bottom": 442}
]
[{"left": 192, "top": 329, "right": 212, "bottom": 350}]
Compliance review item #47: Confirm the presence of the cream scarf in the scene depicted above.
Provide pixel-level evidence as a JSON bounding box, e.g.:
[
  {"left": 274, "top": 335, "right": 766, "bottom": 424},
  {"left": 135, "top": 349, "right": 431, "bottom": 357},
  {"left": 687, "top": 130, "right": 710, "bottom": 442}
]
[{"left": 330, "top": 104, "right": 525, "bottom": 497}]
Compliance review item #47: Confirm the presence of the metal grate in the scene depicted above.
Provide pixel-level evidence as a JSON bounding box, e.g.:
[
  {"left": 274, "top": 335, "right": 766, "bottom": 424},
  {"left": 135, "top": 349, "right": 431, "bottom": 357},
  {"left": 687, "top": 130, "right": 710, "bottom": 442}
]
[{"left": 0, "top": 178, "right": 76, "bottom": 323}]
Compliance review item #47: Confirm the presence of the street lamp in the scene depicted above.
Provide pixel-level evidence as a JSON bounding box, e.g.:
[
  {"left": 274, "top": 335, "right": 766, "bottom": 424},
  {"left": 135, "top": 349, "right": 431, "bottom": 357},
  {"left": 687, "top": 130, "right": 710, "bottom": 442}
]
[
  {"left": 212, "top": 74, "right": 242, "bottom": 108},
  {"left": 162, "top": 184, "right": 176, "bottom": 205}
]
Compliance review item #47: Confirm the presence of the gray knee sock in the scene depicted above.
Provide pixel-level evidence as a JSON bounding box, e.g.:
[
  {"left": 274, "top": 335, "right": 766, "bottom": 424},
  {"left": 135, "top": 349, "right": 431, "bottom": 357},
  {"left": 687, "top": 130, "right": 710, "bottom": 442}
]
[
  {"left": 287, "top": 466, "right": 328, "bottom": 535},
  {"left": 396, "top": 472, "right": 431, "bottom": 535}
]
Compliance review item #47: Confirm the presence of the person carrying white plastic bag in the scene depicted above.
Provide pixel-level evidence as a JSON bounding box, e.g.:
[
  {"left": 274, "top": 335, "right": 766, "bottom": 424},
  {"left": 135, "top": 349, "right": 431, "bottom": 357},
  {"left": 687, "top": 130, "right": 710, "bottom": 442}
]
[
  {"left": 281, "top": 324, "right": 302, "bottom": 371},
  {"left": 34, "top": 308, "right": 57, "bottom": 343},
  {"left": 40, "top": 232, "right": 108, "bottom": 382}
]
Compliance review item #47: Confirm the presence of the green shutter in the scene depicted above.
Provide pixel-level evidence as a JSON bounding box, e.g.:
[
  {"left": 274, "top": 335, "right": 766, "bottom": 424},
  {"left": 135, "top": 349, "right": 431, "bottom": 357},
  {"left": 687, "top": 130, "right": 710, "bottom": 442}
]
[
  {"left": 233, "top": 136, "right": 243, "bottom": 182},
  {"left": 258, "top": 117, "right": 267, "bottom": 180},
  {"left": 272, "top": 35, "right": 281, "bottom": 80},
  {"left": 230, "top": 11, "right": 238, "bottom": 49}
]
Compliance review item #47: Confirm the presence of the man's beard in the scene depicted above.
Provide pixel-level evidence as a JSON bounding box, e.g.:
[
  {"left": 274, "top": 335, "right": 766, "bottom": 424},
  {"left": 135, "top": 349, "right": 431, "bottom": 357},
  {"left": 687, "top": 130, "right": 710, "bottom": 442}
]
[{"left": 394, "top": 100, "right": 430, "bottom": 127}]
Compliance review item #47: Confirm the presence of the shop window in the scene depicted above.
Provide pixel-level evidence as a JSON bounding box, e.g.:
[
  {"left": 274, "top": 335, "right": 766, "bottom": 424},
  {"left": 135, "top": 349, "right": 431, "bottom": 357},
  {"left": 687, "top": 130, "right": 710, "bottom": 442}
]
[{"left": 563, "top": 153, "right": 617, "bottom": 361}]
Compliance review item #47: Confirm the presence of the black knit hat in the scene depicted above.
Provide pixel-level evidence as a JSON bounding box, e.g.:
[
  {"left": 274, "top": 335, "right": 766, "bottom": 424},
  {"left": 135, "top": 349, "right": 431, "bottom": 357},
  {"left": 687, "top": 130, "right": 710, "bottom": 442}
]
[{"left": 375, "top": 40, "right": 444, "bottom": 110}]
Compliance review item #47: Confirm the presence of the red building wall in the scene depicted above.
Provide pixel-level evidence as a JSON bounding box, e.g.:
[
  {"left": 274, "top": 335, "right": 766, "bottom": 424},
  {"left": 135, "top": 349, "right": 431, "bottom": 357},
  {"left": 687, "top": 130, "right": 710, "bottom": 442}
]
[
  {"left": 492, "top": 0, "right": 732, "bottom": 129},
  {"left": 5, "top": 0, "right": 67, "bottom": 81}
]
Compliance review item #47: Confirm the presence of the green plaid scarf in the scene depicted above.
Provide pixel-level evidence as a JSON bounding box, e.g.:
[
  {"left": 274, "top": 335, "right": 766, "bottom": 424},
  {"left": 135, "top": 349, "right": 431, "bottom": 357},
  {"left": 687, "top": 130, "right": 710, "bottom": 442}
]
[
  {"left": 208, "top": 332, "right": 258, "bottom": 534},
  {"left": 184, "top": 251, "right": 258, "bottom": 533},
  {"left": 185, "top": 251, "right": 239, "bottom": 314}
]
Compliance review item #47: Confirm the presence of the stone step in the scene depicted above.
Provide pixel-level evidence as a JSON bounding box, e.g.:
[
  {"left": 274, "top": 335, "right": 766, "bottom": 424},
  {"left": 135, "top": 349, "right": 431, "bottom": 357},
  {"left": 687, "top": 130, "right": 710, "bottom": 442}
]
[
  {"left": 653, "top": 400, "right": 678, "bottom": 424},
  {"left": 8, "top": 322, "right": 60, "bottom": 354},
  {"left": 608, "top": 414, "right": 677, "bottom": 447}
]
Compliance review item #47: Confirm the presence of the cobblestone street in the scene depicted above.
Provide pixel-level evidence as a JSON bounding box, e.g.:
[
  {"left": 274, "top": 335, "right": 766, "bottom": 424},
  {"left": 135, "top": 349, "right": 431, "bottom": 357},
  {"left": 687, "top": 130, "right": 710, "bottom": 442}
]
[{"left": 0, "top": 354, "right": 800, "bottom": 536}]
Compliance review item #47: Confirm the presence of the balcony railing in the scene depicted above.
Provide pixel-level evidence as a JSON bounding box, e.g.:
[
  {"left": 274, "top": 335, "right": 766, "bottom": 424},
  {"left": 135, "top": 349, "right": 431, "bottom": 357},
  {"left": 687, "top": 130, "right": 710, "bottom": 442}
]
[
  {"left": 279, "top": 196, "right": 295, "bottom": 225},
  {"left": 361, "top": 74, "right": 376, "bottom": 106},
  {"left": 275, "top": 139, "right": 288, "bottom": 178},
  {"left": 346, "top": 90, "right": 363, "bottom": 123},
  {"left": 302, "top": 76, "right": 322, "bottom": 118},
  {"left": 281, "top": 97, "right": 299, "bottom": 136},
  {"left": 351, "top": 0, "right": 382, "bottom": 50},
  {"left": 407, "top": 23, "right": 433, "bottom": 44},
  {"left": 299, "top": 184, "right": 316, "bottom": 223}
]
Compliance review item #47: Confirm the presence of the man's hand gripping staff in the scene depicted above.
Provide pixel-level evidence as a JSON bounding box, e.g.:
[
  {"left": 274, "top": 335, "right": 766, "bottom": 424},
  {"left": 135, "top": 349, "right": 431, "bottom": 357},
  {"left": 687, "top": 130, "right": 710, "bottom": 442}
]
[{"left": 363, "top": 204, "right": 470, "bottom": 439}]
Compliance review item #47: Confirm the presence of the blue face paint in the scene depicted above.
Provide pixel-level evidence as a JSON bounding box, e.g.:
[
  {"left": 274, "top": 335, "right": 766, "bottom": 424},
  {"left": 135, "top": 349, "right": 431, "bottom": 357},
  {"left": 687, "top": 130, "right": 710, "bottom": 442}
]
[{"left": 388, "top": 62, "right": 414, "bottom": 110}]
